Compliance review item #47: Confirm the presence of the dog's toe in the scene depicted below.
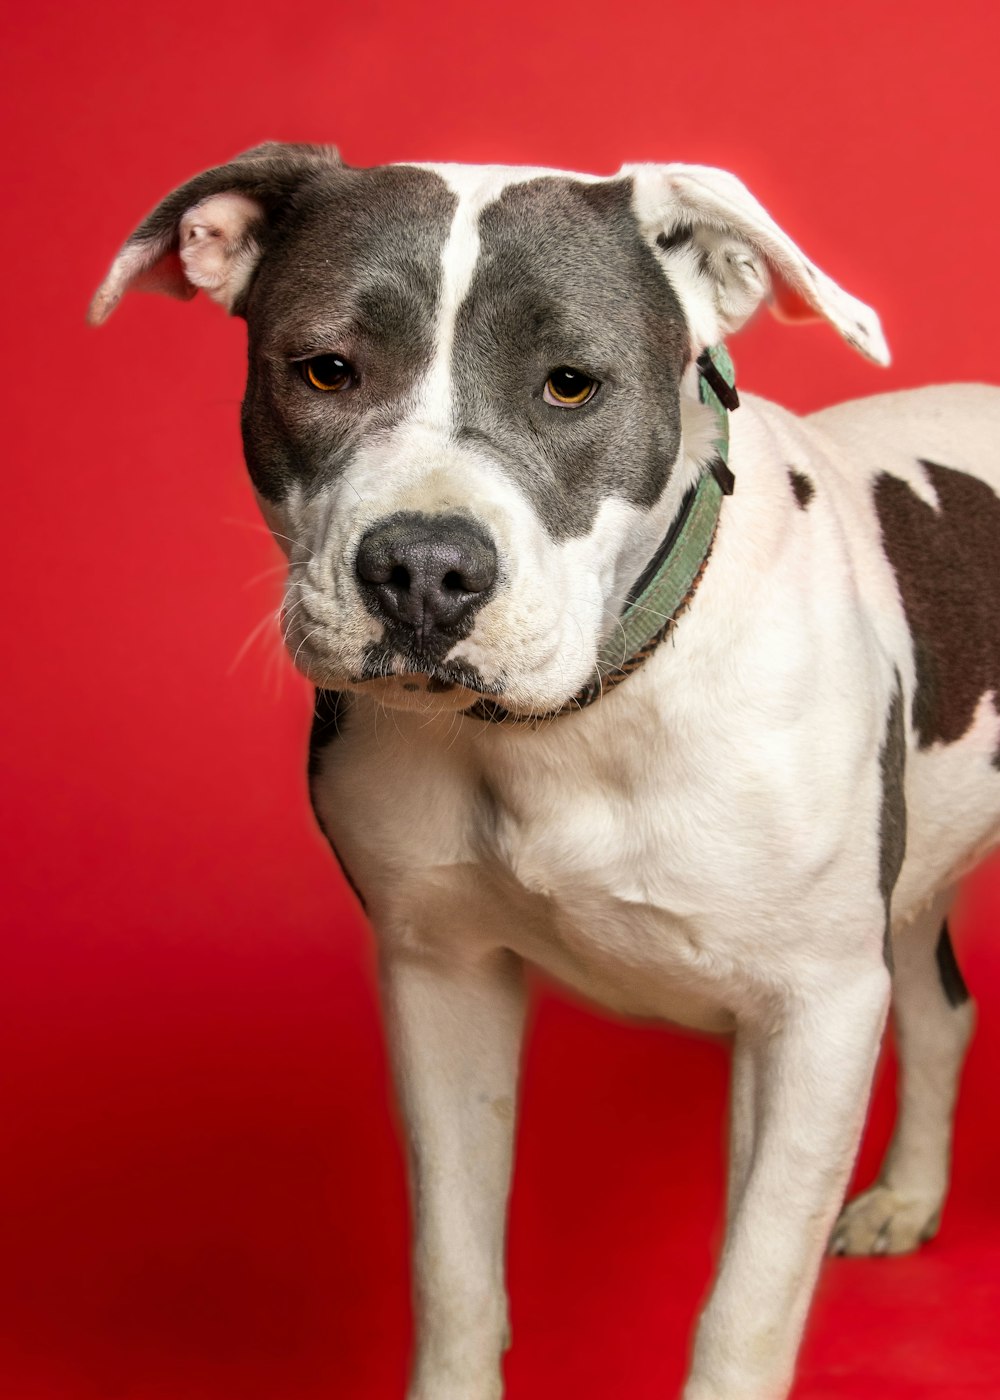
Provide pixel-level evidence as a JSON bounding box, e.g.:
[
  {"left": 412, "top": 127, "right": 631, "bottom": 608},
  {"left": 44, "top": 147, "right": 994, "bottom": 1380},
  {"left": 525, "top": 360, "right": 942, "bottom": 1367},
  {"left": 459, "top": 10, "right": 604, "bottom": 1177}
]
[{"left": 829, "top": 1184, "right": 942, "bottom": 1256}]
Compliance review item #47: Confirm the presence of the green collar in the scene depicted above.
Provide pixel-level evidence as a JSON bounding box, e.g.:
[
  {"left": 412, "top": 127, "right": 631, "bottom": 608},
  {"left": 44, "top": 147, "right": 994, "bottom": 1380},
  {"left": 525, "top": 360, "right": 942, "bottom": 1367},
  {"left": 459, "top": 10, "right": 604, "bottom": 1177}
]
[{"left": 467, "top": 344, "right": 738, "bottom": 724}]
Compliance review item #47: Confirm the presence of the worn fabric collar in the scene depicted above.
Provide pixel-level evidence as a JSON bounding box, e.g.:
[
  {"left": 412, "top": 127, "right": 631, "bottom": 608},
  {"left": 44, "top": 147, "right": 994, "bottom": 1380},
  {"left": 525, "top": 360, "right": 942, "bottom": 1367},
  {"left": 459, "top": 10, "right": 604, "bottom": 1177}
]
[{"left": 466, "top": 344, "right": 738, "bottom": 725}]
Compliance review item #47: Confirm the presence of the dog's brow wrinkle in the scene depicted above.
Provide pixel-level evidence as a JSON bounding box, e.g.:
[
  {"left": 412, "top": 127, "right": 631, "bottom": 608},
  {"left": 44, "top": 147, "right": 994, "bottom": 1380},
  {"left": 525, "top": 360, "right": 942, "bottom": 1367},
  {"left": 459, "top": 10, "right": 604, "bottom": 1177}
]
[{"left": 270, "top": 320, "right": 356, "bottom": 356}]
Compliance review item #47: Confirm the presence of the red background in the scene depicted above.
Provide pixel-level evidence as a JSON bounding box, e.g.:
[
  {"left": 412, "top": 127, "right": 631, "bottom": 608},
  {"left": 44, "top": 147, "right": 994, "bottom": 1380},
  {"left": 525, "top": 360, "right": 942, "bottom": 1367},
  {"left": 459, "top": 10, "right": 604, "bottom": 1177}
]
[{"left": 3, "top": 3, "right": 1000, "bottom": 1396}]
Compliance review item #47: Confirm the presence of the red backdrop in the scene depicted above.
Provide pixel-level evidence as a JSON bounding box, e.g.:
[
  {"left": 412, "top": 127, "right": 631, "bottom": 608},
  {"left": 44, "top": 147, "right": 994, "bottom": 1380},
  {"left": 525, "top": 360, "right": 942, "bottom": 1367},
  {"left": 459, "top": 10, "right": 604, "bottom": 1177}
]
[{"left": 3, "top": 3, "right": 999, "bottom": 1396}]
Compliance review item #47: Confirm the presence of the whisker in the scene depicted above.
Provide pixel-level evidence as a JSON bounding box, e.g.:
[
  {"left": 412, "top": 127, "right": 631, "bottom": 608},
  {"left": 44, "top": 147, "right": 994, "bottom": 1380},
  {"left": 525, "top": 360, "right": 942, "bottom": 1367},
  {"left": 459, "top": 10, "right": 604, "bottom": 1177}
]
[
  {"left": 279, "top": 596, "right": 310, "bottom": 643},
  {"left": 242, "top": 562, "right": 288, "bottom": 590},
  {"left": 227, "top": 608, "right": 282, "bottom": 677},
  {"left": 222, "top": 516, "right": 316, "bottom": 561},
  {"left": 291, "top": 626, "right": 323, "bottom": 673}
]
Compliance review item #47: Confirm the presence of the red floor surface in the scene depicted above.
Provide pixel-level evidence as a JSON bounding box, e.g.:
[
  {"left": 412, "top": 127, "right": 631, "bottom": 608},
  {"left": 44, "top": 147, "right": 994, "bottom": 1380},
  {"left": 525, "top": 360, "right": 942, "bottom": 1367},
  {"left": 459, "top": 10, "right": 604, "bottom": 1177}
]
[{"left": 4, "top": 2, "right": 1000, "bottom": 1396}]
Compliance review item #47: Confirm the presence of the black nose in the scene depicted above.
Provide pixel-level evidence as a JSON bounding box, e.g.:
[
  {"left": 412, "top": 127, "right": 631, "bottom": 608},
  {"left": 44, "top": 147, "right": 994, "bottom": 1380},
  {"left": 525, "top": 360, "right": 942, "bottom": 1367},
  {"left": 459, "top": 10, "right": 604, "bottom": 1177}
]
[{"left": 355, "top": 512, "right": 497, "bottom": 644}]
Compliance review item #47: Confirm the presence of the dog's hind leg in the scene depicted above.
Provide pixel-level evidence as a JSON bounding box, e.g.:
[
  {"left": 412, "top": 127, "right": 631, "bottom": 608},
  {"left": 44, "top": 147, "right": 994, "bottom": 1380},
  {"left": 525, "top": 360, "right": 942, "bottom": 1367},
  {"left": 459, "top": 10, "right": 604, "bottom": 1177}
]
[{"left": 830, "top": 887, "right": 975, "bottom": 1256}]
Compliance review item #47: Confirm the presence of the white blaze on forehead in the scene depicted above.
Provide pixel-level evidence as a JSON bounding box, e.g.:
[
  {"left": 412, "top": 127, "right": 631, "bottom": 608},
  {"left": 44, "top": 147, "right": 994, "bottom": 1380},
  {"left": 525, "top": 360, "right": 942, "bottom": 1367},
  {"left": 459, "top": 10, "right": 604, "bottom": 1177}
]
[{"left": 411, "top": 162, "right": 605, "bottom": 430}]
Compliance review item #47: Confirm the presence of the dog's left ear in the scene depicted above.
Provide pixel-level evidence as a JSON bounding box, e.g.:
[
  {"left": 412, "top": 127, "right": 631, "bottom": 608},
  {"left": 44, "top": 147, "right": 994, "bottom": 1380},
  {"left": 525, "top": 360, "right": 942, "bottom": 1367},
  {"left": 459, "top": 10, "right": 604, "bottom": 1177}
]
[
  {"left": 88, "top": 142, "right": 341, "bottom": 325},
  {"left": 625, "top": 164, "right": 890, "bottom": 366}
]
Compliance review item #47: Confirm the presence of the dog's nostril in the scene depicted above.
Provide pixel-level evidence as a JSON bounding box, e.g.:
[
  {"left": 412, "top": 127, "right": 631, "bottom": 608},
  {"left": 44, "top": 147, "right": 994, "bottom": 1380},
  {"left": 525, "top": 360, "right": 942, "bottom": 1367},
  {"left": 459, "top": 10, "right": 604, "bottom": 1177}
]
[
  {"left": 389, "top": 563, "right": 411, "bottom": 591},
  {"left": 442, "top": 570, "right": 465, "bottom": 592}
]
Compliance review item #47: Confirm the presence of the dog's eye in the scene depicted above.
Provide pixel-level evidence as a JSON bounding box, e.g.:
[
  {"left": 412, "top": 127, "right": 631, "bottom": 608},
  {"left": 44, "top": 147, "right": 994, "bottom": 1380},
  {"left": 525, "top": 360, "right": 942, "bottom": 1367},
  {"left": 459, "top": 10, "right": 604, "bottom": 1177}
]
[
  {"left": 302, "top": 355, "right": 354, "bottom": 392},
  {"left": 543, "top": 367, "right": 598, "bottom": 408}
]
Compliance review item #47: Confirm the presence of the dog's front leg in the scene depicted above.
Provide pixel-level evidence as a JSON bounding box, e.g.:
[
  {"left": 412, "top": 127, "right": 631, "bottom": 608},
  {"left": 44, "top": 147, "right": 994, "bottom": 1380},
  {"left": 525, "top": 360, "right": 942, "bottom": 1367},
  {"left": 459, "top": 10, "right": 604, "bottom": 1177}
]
[
  {"left": 380, "top": 942, "right": 525, "bottom": 1400},
  {"left": 685, "top": 963, "right": 890, "bottom": 1400}
]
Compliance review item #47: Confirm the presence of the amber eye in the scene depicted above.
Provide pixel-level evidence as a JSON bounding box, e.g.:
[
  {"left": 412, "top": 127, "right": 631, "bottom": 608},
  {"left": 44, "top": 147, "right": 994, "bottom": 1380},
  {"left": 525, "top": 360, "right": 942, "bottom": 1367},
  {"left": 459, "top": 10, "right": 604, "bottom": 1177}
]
[
  {"left": 302, "top": 354, "right": 354, "bottom": 392},
  {"left": 543, "top": 366, "right": 598, "bottom": 408}
]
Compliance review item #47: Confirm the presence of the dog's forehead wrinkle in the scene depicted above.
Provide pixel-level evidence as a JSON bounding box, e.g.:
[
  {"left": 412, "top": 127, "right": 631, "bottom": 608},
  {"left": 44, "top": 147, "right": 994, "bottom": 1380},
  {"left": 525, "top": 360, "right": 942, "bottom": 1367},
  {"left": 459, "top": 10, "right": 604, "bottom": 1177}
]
[
  {"left": 264, "top": 317, "right": 355, "bottom": 357},
  {"left": 275, "top": 284, "right": 431, "bottom": 352},
  {"left": 252, "top": 162, "right": 455, "bottom": 299}
]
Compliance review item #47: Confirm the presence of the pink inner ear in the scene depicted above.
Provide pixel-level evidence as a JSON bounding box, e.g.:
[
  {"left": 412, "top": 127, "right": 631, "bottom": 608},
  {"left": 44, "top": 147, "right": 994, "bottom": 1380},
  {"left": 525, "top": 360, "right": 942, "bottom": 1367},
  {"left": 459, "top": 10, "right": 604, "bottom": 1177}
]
[
  {"left": 130, "top": 250, "right": 197, "bottom": 302},
  {"left": 769, "top": 272, "right": 821, "bottom": 325}
]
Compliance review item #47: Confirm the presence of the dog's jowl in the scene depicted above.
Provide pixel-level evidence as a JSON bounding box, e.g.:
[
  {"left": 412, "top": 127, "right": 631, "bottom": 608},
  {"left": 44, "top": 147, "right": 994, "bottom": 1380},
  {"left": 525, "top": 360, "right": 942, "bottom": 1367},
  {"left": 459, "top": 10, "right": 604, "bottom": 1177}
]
[{"left": 92, "top": 144, "right": 1000, "bottom": 1400}]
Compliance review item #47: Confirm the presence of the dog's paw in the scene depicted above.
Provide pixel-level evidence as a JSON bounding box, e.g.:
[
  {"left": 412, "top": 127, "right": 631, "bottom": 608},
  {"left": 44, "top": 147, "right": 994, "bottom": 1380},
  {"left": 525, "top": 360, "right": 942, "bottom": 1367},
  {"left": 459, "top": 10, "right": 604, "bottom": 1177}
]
[{"left": 829, "top": 1184, "right": 942, "bottom": 1256}]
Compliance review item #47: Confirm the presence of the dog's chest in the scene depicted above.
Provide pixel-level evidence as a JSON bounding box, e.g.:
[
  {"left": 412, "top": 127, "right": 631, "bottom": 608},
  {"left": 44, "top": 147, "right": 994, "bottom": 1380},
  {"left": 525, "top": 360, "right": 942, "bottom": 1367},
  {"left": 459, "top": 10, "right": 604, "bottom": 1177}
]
[
  {"left": 464, "top": 689, "right": 843, "bottom": 1027},
  {"left": 472, "top": 764, "right": 733, "bottom": 1028},
  {"left": 322, "top": 632, "right": 881, "bottom": 1026}
]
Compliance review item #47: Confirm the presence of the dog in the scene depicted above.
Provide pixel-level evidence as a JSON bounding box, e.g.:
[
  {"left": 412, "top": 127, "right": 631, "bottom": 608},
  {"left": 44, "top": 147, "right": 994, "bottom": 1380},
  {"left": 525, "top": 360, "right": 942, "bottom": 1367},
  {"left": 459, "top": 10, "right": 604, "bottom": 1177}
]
[{"left": 90, "top": 143, "right": 1000, "bottom": 1399}]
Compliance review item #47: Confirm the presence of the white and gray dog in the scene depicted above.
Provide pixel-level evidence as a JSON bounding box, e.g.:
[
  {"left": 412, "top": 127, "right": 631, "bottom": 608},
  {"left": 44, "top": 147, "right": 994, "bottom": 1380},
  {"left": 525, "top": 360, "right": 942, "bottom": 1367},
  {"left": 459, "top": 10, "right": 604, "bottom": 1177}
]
[{"left": 91, "top": 144, "right": 999, "bottom": 1399}]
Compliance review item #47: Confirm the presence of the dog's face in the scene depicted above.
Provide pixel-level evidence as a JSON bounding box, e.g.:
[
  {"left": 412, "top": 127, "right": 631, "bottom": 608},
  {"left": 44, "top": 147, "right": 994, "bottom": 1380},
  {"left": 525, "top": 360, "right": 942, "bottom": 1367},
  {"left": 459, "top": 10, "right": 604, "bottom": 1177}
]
[
  {"left": 91, "top": 145, "right": 887, "bottom": 714},
  {"left": 242, "top": 163, "right": 695, "bottom": 715}
]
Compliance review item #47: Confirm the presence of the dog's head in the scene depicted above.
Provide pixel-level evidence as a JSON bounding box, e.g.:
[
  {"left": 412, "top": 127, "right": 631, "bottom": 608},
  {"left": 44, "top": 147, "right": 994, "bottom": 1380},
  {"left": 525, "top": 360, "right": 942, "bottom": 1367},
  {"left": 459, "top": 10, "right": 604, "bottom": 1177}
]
[{"left": 91, "top": 144, "right": 887, "bottom": 715}]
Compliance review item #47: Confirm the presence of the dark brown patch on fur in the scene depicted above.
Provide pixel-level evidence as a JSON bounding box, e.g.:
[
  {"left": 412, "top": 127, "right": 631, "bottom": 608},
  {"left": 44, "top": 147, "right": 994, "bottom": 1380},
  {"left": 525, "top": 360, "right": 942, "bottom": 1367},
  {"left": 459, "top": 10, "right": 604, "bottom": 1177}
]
[
  {"left": 788, "top": 469, "right": 814, "bottom": 510},
  {"left": 878, "top": 674, "right": 907, "bottom": 970},
  {"left": 874, "top": 461, "right": 1000, "bottom": 767}
]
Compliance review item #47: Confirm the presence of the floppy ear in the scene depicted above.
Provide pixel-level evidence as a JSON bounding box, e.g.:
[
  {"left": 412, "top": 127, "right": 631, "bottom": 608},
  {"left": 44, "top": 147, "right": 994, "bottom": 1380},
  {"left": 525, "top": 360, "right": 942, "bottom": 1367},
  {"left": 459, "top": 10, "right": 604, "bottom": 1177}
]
[
  {"left": 625, "top": 163, "right": 890, "bottom": 366},
  {"left": 88, "top": 142, "right": 341, "bottom": 325}
]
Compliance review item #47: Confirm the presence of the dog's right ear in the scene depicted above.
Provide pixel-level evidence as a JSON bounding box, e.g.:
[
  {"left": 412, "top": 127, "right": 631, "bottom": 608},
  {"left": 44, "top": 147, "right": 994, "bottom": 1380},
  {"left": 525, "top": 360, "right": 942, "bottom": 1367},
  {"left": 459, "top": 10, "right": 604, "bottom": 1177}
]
[{"left": 88, "top": 142, "right": 341, "bottom": 325}]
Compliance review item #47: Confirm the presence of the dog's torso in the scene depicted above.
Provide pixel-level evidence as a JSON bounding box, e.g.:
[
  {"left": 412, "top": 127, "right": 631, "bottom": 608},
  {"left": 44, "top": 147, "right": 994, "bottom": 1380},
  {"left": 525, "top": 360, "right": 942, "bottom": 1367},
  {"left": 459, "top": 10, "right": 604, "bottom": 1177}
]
[{"left": 314, "top": 383, "right": 1000, "bottom": 1032}]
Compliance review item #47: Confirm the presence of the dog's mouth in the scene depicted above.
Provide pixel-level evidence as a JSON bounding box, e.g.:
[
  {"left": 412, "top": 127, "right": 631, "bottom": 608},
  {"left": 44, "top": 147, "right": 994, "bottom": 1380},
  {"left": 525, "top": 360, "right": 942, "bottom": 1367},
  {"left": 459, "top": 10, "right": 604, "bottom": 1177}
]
[
  {"left": 347, "top": 645, "right": 506, "bottom": 710},
  {"left": 285, "top": 609, "right": 586, "bottom": 718}
]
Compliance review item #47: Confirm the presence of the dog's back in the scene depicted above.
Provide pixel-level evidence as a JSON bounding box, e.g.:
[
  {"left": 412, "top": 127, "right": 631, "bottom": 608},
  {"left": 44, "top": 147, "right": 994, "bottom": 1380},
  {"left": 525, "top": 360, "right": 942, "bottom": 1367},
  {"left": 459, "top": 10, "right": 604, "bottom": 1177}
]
[{"left": 811, "top": 381, "right": 1000, "bottom": 492}]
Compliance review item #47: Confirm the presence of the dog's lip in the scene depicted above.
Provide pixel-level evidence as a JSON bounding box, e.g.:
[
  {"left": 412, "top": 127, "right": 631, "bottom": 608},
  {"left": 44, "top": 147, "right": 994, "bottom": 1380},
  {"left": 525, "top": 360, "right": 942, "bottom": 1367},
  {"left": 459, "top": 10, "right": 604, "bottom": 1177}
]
[
  {"left": 287, "top": 635, "right": 505, "bottom": 701},
  {"left": 351, "top": 652, "right": 505, "bottom": 698},
  {"left": 306, "top": 646, "right": 585, "bottom": 717}
]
